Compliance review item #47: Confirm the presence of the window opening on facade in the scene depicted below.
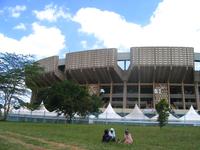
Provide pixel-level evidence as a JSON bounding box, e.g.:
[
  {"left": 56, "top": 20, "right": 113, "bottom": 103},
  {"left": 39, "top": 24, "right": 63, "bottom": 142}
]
[
  {"left": 112, "top": 98, "right": 123, "bottom": 102},
  {"left": 184, "top": 86, "right": 195, "bottom": 94},
  {"left": 112, "top": 104, "right": 123, "bottom": 108},
  {"left": 195, "top": 62, "right": 200, "bottom": 71},
  {"left": 117, "top": 60, "right": 130, "bottom": 70},
  {"left": 185, "top": 98, "right": 196, "bottom": 109},
  {"left": 170, "top": 98, "right": 183, "bottom": 109},
  {"left": 141, "top": 85, "right": 153, "bottom": 94},
  {"left": 127, "top": 98, "right": 138, "bottom": 108},
  {"left": 102, "top": 97, "right": 109, "bottom": 104},
  {"left": 141, "top": 98, "right": 153, "bottom": 108},
  {"left": 113, "top": 85, "right": 123, "bottom": 93},
  {"left": 100, "top": 86, "right": 110, "bottom": 94},
  {"left": 127, "top": 98, "right": 138, "bottom": 102},
  {"left": 170, "top": 86, "right": 182, "bottom": 94},
  {"left": 127, "top": 85, "right": 138, "bottom": 93}
]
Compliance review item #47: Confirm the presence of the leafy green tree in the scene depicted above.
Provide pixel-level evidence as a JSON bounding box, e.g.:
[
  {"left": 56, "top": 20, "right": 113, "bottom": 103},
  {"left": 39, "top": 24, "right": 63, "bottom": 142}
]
[
  {"left": 89, "top": 95, "right": 102, "bottom": 113},
  {"left": 39, "top": 80, "right": 101, "bottom": 122},
  {"left": 0, "top": 52, "right": 43, "bottom": 120},
  {"left": 155, "top": 99, "right": 170, "bottom": 128}
]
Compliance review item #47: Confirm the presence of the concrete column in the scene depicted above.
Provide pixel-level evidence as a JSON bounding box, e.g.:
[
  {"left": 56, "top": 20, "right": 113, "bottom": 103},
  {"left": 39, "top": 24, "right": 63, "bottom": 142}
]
[
  {"left": 168, "top": 82, "right": 171, "bottom": 106},
  {"left": 123, "top": 81, "right": 127, "bottom": 109},
  {"left": 182, "top": 82, "right": 186, "bottom": 109},
  {"left": 153, "top": 82, "right": 155, "bottom": 109},
  {"left": 109, "top": 82, "right": 113, "bottom": 103},
  {"left": 138, "top": 82, "right": 141, "bottom": 108},
  {"left": 195, "top": 82, "right": 200, "bottom": 110}
]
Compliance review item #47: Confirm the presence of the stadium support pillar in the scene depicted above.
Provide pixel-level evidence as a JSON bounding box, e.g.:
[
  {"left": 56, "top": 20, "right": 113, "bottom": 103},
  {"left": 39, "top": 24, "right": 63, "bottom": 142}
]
[
  {"left": 195, "top": 82, "right": 200, "bottom": 110},
  {"left": 123, "top": 81, "right": 127, "bottom": 109},
  {"left": 138, "top": 82, "right": 141, "bottom": 108},
  {"left": 110, "top": 82, "right": 113, "bottom": 103},
  {"left": 182, "top": 82, "right": 186, "bottom": 109},
  {"left": 153, "top": 82, "right": 155, "bottom": 109},
  {"left": 153, "top": 82, "right": 156, "bottom": 109},
  {"left": 168, "top": 82, "right": 171, "bottom": 106}
]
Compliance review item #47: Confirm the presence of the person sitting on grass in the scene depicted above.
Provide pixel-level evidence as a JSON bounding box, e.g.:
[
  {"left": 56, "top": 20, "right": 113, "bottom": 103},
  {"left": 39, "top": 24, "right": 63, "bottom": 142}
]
[
  {"left": 102, "top": 129, "right": 111, "bottom": 142},
  {"left": 108, "top": 128, "right": 116, "bottom": 142},
  {"left": 123, "top": 129, "right": 133, "bottom": 144}
]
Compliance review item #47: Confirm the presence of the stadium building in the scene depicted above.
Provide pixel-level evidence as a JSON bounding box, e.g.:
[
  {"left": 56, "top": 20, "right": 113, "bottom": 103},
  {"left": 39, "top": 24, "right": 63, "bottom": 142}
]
[{"left": 31, "top": 47, "right": 200, "bottom": 112}]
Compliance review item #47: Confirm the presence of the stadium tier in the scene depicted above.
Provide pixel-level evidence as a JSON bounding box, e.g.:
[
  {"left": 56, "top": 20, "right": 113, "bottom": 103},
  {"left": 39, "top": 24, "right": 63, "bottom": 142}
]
[{"left": 30, "top": 47, "right": 200, "bottom": 112}]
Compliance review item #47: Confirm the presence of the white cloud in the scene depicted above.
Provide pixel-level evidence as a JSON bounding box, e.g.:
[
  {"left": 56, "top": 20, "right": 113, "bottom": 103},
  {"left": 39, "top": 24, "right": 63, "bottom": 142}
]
[
  {"left": 81, "top": 40, "right": 88, "bottom": 49},
  {"left": 33, "top": 4, "right": 71, "bottom": 22},
  {"left": 73, "top": 0, "right": 200, "bottom": 52},
  {"left": 73, "top": 8, "right": 142, "bottom": 51},
  {"left": 0, "top": 23, "right": 65, "bottom": 58},
  {"left": 8, "top": 5, "right": 26, "bottom": 18},
  {"left": 13, "top": 23, "right": 26, "bottom": 30}
]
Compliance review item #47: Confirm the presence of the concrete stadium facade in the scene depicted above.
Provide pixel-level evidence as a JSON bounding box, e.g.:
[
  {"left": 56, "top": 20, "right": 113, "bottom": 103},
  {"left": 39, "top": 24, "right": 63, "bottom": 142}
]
[{"left": 32, "top": 47, "right": 200, "bottom": 112}]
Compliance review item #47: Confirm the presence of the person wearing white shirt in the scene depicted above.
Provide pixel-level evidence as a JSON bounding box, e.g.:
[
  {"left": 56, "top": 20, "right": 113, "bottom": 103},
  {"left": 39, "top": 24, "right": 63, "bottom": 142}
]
[{"left": 108, "top": 128, "right": 116, "bottom": 142}]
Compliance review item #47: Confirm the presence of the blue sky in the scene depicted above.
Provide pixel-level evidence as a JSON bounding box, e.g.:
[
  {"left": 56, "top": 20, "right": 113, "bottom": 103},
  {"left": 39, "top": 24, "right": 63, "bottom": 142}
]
[{"left": 0, "top": 0, "right": 200, "bottom": 59}]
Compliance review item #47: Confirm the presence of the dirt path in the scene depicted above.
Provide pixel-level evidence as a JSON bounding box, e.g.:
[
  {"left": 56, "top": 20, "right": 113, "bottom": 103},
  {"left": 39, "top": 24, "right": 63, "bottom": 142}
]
[
  {"left": 0, "top": 131, "right": 85, "bottom": 150},
  {"left": 0, "top": 134, "right": 47, "bottom": 150}
]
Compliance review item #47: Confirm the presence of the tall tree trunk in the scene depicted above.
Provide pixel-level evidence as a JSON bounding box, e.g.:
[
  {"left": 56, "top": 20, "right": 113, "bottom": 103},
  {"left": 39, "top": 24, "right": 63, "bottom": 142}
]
[
  {"left": 1, "top": 105, "right": 7, "bottom": 121},
  {"left": 2, "top": 96, "right": 8, "bottom": 121},
  {"left": 1, "top": 95, "right": 12, "bottom": 121}
]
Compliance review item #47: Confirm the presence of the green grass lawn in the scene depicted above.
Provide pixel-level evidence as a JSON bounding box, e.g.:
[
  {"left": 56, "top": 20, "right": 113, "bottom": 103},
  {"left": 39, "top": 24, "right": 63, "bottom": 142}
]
[{"left": 0, "top": 121, "right": 200, "bottom": 150}]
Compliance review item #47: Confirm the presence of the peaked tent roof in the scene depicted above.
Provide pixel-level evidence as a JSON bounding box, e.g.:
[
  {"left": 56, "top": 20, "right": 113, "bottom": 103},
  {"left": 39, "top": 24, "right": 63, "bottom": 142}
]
[
  {"left": 150, "top": 113, "right": 179, "bottom": 121},
  {"left": 179, "top": 105, "right": 200, "bottom": 121},
  {"left": 151, "top": 114, "right": 158, "bottom": 121},
  {"left": 32, "top": 104, "right": 57, "bottom": 116},
  {"left": 124, "top": 104, "right": 149, "bottom": 120},
  {"left": 168, "top": 113, "right": 179, "bottom": 121},
  {"left": 11, "top": 107, "right": 31, "bottom": 115},
  {"left": 98, "top": 103, "right": 121, "bottom": 119},
  {"left": 39, "top": 104, "right": 49, "bottom": 112}
]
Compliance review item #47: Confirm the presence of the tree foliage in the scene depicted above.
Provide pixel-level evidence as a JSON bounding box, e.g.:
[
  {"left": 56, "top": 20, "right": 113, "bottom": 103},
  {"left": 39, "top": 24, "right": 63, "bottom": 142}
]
[
  {"left": 155, "top": 99, "right": 170, "bottom": 128},
  {"left": 0, "top": 52, "right": 43, "bottom": 120},
  {"left": 38, "top": 80, "right": 101, "bottom": 122}
]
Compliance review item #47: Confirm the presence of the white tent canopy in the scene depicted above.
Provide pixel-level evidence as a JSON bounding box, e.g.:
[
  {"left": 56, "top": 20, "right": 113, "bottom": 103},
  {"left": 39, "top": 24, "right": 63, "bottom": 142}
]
[
  {"left": 150, "top": 113, "right": 179, "bottom": 121},
  {"left": 179, "top": 105, "right": 200, "bottom": 121},
  {"left": 124, "top": 104, "right": 149, "bottom": 120},
  {"left": 74, "top": 113, "right": 80, "bottom": 118},
  {"left": 11, "top": 107, "right": 31, "bottom": 115},
  {"left": 89, "top": 114, "right": 96, "bottom": 119},
  {"left": 168, "top": 113, "right": 179, "bottom": 121},
  {"left": 150, "top": 114, "right": 158, "bottom": 121},
  {"left": 98, "top": 103, "right": 121, "bottom": 119},
  {"left": 39, "top": 104, "right": 49, "bottom": 112},
  {"left": 32, "top": 104, "right": 57, "bottom": 116},
  {"left": 11, "top": 104, "right": 57, "bottom": 116}
]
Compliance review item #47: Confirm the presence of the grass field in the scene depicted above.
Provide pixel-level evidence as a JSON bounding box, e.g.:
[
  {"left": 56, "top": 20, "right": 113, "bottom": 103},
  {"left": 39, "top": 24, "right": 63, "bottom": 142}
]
[{"left": 0, "top": 122, "right": 200, "bottom": 150}]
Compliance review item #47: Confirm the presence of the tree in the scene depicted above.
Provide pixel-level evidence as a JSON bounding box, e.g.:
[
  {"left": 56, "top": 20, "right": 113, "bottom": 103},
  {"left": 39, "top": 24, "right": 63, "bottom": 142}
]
[
  {"left": 89, "top": 94, "right": 102, "bottom": 114},
  {"left": 155, "top": 99, "right": 170, "bottom": 128},
  {"left": 0, "top": 52, "right": 43, "bottom": 120},
  {"left": 39, "top": 80, "right": 101, "bottom": 122}
]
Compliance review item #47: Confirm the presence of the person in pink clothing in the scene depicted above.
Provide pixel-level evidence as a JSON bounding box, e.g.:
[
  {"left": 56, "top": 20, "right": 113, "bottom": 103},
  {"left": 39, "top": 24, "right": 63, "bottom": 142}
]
[{"left": 123, "top": 129, "right": 133, "bottom": 144}]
